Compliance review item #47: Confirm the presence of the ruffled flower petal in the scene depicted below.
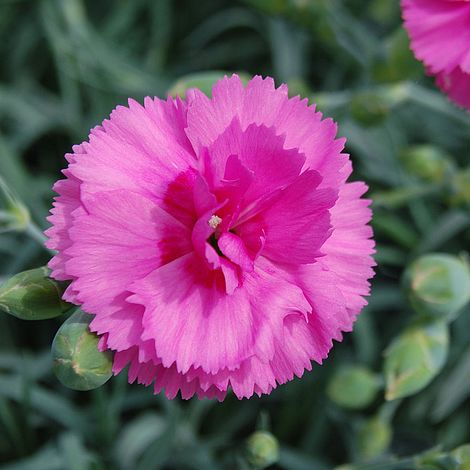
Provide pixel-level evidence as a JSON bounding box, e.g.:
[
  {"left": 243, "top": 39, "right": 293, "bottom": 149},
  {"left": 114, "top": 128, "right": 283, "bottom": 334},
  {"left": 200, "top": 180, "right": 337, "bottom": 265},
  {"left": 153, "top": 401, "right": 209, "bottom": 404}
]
[
  {"left": 46, "top": 75, "right": 375, "bottom": 400},
  {"left": 402, "top": 0, "right": 470, "bottom": 109}
]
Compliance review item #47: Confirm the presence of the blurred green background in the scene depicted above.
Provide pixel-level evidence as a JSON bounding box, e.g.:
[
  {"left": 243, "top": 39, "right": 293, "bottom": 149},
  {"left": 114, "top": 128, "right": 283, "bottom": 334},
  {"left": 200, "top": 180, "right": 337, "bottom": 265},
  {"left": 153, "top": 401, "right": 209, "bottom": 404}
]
[{"left": 1, "top": 0, "right": 470, "bottom": 469}]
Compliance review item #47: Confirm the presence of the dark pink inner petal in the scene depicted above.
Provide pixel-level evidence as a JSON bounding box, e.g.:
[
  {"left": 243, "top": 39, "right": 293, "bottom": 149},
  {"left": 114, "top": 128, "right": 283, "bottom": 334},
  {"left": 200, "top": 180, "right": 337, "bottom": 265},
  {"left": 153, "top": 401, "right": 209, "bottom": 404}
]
[{"left": 236, "top": 170, "right": 337, "bottom": 265}]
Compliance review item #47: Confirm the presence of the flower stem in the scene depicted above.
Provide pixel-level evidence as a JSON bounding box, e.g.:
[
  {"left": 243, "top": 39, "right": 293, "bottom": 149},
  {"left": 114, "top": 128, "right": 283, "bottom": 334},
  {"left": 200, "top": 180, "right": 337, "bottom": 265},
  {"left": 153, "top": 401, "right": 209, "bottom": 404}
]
[{"left": 25, "top": 222, "right": 50, "bottom": 252}]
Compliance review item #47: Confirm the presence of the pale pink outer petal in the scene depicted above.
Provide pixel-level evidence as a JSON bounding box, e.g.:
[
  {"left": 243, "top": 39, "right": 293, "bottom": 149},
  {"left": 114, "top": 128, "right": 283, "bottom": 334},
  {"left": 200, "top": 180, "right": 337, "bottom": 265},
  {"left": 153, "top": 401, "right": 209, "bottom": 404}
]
[
  {"left": 64, "top": 189, "right": 192, "bottom": 315},
  {"left": 316, "top": 182, "right": 375, "bottom": 319},
  {"left": 66, "top": 97, "right": 197, "bottom": 220},
  {"left": 402, "top": 0, "right": 470, "bottom": 74},
  {"left": 128, "top": 253, "right": 311, "bottom": 376},
  {"left": 402, "top": 0, "right": 470, "bottom": 109}
]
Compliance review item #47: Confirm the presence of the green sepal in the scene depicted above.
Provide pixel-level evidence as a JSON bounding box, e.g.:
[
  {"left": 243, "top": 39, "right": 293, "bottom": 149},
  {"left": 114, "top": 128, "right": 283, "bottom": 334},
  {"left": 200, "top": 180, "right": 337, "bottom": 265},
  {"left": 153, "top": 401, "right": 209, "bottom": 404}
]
[
  {"left": 0, "top": 267, "right": 72, "bottom": 320},
  {"left": 384, "top": 321, "right": 449, "bottom": 401},
  {"left": 52, "top": 310, "right": 113, "bottom": 391},
  {"left": 403, "top": 254, "right": 470, "bottom": 321},
  {"left": 399, "top": 145, "right": 454, "bottom": 183},
  {"left": 327, "top": 365, "right": 380, "bottom": 409},
  {"left": 246, "top": 430, "right": 280, "bottom": 469}
]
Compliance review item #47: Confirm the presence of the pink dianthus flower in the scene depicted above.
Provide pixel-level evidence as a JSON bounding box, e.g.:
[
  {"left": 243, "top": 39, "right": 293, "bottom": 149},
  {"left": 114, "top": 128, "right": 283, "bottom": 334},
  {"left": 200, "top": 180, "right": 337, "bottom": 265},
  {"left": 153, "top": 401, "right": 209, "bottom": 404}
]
[
  {"left": 402, "top": 0, "right": 470, "bottom": 110},
  {"left": 46, "top": 75, "right": 375, "bottom": 400}
]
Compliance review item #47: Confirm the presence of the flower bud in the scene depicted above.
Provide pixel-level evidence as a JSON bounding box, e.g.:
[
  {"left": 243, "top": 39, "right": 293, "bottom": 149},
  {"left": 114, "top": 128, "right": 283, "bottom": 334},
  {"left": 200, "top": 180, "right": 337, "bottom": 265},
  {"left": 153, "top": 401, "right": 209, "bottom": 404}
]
[
  {"left": 246, "top": 431, "right": 280, "bottom": 469},
  {"left": 0, "top": 267, "right": 71, "bottom": 320},
  {"left": 416, "top": 448, "right": 457, "bottom": 469},
  {"left": 169, "top": 71, "right": 250, "bottom": 99},
  {"left": 357, "top": 416, "right": 392, "bottom": 460},
  {"left": 327, "top": 366, "right": 380, "bottom": 409},
  {"left": 403, "top": 254, "right": 470, "bottom": 320},
  {"left": 0, "top": 176, "right": 30, "bottom": 233},
  {"left": 384, "top": 322, "right": 449, "bottom": 401},
  {"left": 449, "top": 168, "right": 470, "bottom": 207},
  {"left": 399, "top": 145, "right": 454, "bottom": 183},
  {"left": 451, "top": 444, "right": 470, "bottom": 468},
  {"left": 350, "top": 91, "right": 389, "bottom": 127},
  {"left": 52, "top": 310, "right": 113, "bottom": 391}
]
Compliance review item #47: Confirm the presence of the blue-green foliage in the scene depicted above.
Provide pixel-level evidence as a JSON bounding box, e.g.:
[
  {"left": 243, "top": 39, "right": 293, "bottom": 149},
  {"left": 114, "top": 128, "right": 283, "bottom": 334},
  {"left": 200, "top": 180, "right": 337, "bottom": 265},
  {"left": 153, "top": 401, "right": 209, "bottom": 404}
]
[{"left": 1, "top": 0, "right": 470, "bottom": 468}]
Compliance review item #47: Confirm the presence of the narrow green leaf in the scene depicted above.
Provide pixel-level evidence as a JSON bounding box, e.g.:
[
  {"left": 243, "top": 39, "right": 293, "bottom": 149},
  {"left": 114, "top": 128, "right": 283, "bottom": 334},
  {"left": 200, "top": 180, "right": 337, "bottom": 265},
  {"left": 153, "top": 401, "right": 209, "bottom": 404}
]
[
  {"left": 432, "top": 345, "right": 470, "bottom": 422},
  {"left": 0, "top": 375, "right": 89, "bottom": 432},
  {"left": 114, "top": 413, "right": 168, "bottom": 469},
  {"left": 0, "top": 445, "right": 63, "bottom": 470}
]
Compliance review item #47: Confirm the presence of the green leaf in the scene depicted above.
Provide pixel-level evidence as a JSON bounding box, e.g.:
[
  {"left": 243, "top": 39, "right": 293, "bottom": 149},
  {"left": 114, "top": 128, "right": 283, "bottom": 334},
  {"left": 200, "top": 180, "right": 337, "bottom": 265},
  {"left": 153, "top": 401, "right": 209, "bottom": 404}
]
[
  {"left": 0, "top": 445, "right": 63, "bottom": 470},
  {"left": 114, "top": 413, "right": 168, "bottom": 469},
  {"left": 0, "top": 375, "right": 89, "bottom": 432},
  {"left": 279, "top": 446, "right": 330, "bottom": 470},
  {"left": 432, "top": 346, "right": 470, "bottom": 422},
  {"left": 58, "top": 433, "right": 93, "bottom": 470},
  {"left": 52, "top": 310, "right": 113, "bottom": 391},
  {"left": 403, "top": 254, "right": 470, "bottom": 321},
  {"left": 0, "top": 267, "right": 71, "bottom": 320},
  {"left": 327, "top": 366, "right": 380, "bottom": 409},
  {"left": 349, "top": 91, "right": 389, "bottom": 127},
  {"left": 384, "top": 322, "right": 449, "bottom": 401}
]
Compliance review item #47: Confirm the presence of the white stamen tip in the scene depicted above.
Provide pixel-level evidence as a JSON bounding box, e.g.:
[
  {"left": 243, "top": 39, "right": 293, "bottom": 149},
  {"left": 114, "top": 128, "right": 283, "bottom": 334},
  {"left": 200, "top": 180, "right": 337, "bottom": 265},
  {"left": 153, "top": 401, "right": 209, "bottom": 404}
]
[{"left": 208, "top": 215, "right": 222, "bottom": 229}]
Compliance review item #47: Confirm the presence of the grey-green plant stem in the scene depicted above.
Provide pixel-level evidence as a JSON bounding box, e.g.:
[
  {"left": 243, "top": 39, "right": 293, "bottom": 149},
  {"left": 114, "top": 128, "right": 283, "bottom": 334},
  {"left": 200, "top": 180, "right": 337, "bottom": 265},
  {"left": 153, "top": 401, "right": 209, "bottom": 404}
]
[{"left": 25, "top": 222, "right": 50, "bottom": 253}]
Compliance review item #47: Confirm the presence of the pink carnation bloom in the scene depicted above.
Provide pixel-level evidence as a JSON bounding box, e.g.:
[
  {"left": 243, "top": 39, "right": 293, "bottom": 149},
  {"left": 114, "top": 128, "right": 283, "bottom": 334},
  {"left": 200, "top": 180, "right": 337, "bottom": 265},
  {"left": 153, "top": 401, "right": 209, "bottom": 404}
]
[
  {"left": 46, "top": 75, "right": 375, "bottom": 400},
  {"left": 401, "top": 0, "right": 470, "bottom": 110}
]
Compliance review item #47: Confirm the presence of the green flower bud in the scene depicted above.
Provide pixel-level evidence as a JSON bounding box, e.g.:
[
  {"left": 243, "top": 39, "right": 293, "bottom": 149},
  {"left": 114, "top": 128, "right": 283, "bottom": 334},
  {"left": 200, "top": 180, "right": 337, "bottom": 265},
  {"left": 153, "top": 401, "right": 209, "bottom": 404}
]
[
  {"left": 246, "top": 431, "right": 280, "bottom": 469},
  {"left": 400, "top": 145, "right": 454, "bottom": 183},
  {"left": 449, "top": 168, "right": 470, "bottom": 207},
  {"left": 286, "top": 78, "right": 311, "bottom": 99},
  {"left": 357, "top": 416, "right": 392, "bottom": 460},
  {"left": 350, "top": 91, "right": 389, "bottom": 127},
  {"left": 0, "top": 267, "right": 71, "bottom": 320},
  {"left": 327, "top": 366, "right": 380, "bottom": 409},
  {"left": 52, "top": 310, "right": 113, "bottom": 391},
  {"left": 403, "top": 254, "right": 470, "bottom": 320},
  {"left": 0, "top": 176, "right": 30, "bottom": 233},
  {"left": 415, "top": 445, "right": 470, "bottom": 470},
  {"left": 168, "top": 71, "right": 250, "bottom": 99},
  {"left": 450, "top": 444, "right": 470, "bottom": 469},
  {"left": 384, "top": 322, "right": 449, "bottom": 401}
]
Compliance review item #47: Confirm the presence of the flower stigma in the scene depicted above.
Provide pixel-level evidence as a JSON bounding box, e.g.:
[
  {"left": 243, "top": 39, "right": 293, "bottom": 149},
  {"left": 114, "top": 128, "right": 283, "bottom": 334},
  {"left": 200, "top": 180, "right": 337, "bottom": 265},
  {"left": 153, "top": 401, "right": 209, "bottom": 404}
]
[{"left": 208, "top": 214, "right": 222, "bottom": 230}]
